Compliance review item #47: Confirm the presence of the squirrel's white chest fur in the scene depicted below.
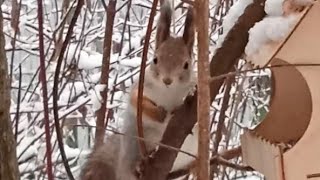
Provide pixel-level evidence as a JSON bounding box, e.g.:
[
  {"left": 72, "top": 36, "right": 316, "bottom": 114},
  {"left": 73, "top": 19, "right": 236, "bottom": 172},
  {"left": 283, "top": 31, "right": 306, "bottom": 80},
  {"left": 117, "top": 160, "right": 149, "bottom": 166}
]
[{"left": 142, "top": 72, "right": 199, "bottom": 170}]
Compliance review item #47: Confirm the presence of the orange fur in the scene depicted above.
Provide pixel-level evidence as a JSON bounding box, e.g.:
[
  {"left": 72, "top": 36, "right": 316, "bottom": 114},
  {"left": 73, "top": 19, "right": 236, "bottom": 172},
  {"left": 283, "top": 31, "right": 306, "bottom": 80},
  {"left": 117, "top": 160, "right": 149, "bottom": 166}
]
[{"left": 129, "top": 88, "right": 166, "bottom": 123}]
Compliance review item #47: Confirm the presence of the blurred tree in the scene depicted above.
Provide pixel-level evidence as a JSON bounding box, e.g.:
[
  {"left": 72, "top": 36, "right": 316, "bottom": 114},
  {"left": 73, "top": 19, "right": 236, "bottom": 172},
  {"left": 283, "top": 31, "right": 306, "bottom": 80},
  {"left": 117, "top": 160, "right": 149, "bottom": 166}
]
[{"left": 0, "top": 6, "right": 20, "bottom": 180}]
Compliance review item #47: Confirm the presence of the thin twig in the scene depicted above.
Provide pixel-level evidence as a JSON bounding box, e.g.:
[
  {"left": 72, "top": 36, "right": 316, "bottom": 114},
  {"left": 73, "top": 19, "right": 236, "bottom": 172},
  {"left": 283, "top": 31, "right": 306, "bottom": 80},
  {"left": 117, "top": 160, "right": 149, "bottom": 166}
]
[
  {"left": 36, "top": 0, "right": 54, "bottom": 178},
  {"left": 49, "top": 0, "right": 77, "bottom": 63},
  {"left": 210, "top": 63, "right": 320, "bottom": 83},
  {"left": 100, "top": 0, "right": 107, "bottom": 10},
  {"left": 213, "top": 77, "right": 233, "bottom": 153},
  {"left": 75, "top": 124, "right": 197, "bottom": 159},
  {"left": 14, "top": 64, "right": 22, "bottom": 141},
  {"left": 52, "top": 0, "right": 84, "bottom": 179},
  {"left": 167, "top": 146, "right": 245, "bottom": 179},
  {"left": 210, "top": 156, "right": 253, "bottom": 171},
  {"left": 307, "top": 173, "right": 320, "bottom": 178},
  {"left": 181, "top": 0, "right": 194, "bottom": 6},
  {"left": 211, "top": 77, "right": 233, "bottom": 176},
  {"left": 136, "top": 0, "right": 159, "bottom": 157},
  {"left": 117, "top": 0, "right": 132, "bottom": 57}
]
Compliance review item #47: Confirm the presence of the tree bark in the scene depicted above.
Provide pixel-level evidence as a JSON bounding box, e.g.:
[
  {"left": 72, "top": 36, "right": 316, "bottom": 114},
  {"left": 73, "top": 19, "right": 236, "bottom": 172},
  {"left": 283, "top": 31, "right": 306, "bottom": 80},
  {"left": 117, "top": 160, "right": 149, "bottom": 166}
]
[
  {"left": 195, "top": 0, "right": 210, "bottom": 178},
  {"left": 141, "top": 0, "right": 266, "bottom": 179},
  {"left": 0, "top": 7, "right": 20, "bottom": 180}
]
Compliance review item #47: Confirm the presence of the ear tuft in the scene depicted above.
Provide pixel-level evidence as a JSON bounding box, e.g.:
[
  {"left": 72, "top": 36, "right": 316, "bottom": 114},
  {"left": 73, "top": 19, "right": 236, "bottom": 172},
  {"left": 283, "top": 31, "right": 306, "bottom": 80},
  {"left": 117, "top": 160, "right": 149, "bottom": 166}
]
[
  {"left": 156, "top": 1, "right": 172, "bottom": 49},
  {"left": 183, "top": 7, "right": 195, "bottom": 55}
]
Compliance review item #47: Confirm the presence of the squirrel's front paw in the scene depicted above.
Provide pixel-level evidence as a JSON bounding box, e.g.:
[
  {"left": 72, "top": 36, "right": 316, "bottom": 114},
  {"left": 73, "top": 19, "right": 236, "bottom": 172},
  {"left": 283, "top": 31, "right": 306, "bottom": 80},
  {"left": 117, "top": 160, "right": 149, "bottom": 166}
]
[
  {"left": 134, "top": 161, "right": 144, "bottom": 179},
  {"left": 158, "top": 106, "right": 167, "bottom": 122},
  {"left": 134, "top": 149, "right": 157, "bottom": 178}
]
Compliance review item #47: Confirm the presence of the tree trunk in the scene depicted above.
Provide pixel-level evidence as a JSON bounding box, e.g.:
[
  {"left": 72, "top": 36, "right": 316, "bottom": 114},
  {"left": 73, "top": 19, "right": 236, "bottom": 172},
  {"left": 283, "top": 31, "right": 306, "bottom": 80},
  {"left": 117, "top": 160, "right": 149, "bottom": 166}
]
[{"left": 0, "top": 7, "right": 20, "bottom": 180}]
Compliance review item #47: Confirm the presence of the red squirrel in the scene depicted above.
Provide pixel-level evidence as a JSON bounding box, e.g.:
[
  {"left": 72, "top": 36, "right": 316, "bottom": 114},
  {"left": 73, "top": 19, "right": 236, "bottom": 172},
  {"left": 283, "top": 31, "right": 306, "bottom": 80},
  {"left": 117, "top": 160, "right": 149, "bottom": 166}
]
[{"left": 80, "top": 1, "right": 198, "bottom": 180}]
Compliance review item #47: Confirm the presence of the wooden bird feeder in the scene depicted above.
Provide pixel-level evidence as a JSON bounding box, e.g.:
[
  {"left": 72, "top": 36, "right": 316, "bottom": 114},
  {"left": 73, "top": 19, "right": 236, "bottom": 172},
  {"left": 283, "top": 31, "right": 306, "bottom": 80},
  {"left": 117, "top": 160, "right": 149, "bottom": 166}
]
[{"left": 240, "top": 2, "right": 320, "bottom": 180}]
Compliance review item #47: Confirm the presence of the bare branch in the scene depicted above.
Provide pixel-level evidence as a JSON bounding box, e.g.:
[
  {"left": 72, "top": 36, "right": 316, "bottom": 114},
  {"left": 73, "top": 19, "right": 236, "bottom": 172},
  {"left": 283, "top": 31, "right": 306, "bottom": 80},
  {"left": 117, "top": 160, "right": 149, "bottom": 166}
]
[
  {"left": 14, "top": 65, "right": 22, "bottom": 141},
  {"left": 211, "top": 77, "right": 233, "bottom": 176},
  {"left": 167, "top": 146, "right": 245, "bottom": 179},
  {"left": 94, "top": 0, "right": 117, "bottom": 147},
  {"left": 210, "top": 63, "right": 320, "bottom": 83},
  {"left": 52, "top": 0, "right": 84, "bottom": 179},
  {"left": 210, "top": 156, "right": 253, "bottom": 171},
  {"left": 136, "top": 0, "right": 160, "bottom": 157},
  {"left": 36, "top": 0, "right": 54, "bottom": 178}
]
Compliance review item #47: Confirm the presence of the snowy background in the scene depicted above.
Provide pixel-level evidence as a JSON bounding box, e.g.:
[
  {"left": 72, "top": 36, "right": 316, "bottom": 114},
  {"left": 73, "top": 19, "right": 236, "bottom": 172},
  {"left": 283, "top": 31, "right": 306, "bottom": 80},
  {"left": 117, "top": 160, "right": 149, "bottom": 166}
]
[{"left": 2, "top": 0, "right": 302, "bottom": 179}]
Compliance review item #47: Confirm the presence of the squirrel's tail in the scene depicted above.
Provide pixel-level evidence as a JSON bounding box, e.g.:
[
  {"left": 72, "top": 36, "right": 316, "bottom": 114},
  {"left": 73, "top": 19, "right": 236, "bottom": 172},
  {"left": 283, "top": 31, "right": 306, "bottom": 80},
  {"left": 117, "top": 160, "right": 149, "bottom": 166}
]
[{"left": 80, "top": 136, "right": 119, "bottom": 180}]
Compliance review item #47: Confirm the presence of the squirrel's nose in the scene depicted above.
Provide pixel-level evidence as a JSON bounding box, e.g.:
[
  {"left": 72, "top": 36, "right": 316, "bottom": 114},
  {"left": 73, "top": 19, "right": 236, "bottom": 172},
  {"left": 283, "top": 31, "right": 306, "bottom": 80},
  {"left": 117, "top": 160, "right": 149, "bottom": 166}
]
[{"left": 162, "top": 78, "right": 172, "bottom": 85}]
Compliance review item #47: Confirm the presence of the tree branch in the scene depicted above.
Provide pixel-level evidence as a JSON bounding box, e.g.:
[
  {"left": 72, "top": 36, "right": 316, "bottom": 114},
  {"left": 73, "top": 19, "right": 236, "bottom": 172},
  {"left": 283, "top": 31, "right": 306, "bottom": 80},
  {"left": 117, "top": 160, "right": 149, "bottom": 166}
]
[
  {"left": 195, "top": 0, "right": 210, "bottom": 178},
  {"left": 210, "top": 63, "right": 320, "bottom": 83},
  {"left": 14, "top": 65, "right": 22, "bottom": 141},
  {"left": 167, "top": 146, "right": 244, "bottom": 179},
  {"left": 94, "top": 0, "right": 117, "bottom": 147},
  {"left": 36, "top": 0, "right": 54, "bottom": 178},
  {"left": 52, "top": 0, "right": 84, "bottom": 179},
  {"left": 210, "top": 156, "right": 253, "bottom": 171},
  {"left": 136, "top": 0, "right": 159, "bottom": 156},
  {"left": 210, "top": 77, "right": 233, "bottom": 177}
]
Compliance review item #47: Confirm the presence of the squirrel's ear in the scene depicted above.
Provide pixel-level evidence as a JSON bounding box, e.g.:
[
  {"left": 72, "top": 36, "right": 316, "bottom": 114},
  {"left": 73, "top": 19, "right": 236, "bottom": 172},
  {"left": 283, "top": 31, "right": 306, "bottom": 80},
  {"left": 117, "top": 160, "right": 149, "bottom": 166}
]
[
  {"left": 156, "top": 1, "right": 172, "bottom": 49},
  {"left": 183, "top": 7, "right": 195, "bottom": 55}
]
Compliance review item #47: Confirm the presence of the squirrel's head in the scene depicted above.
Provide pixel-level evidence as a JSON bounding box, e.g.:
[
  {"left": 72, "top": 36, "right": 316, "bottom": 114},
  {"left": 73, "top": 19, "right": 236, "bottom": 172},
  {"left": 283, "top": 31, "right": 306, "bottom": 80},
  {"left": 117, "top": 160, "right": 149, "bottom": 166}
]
[{"left": 149, "top": 2, "right": 195, "bottom": 87}]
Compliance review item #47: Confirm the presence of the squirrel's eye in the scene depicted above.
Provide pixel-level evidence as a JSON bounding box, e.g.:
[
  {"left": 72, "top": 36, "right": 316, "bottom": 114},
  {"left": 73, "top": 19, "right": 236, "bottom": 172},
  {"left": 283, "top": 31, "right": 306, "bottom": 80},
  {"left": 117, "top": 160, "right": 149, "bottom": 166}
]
[
  {"left": 183, "top": 62, "right": 189, "bottom": 70},
  {"left": 153, "top": 58, "right": 158, "bottom": 64}
]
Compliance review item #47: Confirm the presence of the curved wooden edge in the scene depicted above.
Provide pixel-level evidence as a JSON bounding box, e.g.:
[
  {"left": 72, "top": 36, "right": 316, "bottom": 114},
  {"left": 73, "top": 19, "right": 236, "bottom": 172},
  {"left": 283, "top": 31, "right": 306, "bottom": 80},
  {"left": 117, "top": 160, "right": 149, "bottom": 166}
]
[{"left": 251, "top": 58, "right": 312, "bottom": 143}]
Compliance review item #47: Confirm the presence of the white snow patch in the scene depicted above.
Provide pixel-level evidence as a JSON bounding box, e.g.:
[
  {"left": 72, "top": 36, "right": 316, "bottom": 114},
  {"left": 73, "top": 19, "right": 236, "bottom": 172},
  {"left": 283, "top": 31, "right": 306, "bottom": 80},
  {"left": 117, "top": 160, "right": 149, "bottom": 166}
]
[
  {"left": 19, "top": 163, "right": 36, "bottom": 173},
  {"left": 112, "top": 32, "right": 122, "bottom": 43},
  {"left": 216, "top": 0, "right": 253, "bottom": 48},
  {"left": 245, "top": 14, "right": 299, "bottom": 65},
  {"left": 53, "top": 145, "right": 81, "bottom": 161},
  {"left": 90, "top": 84, "right": 107, "bottom": 111},
  {"left": 64, "top": 146, "right": 81, "bottom": 159},
  {"left": 17, "top": 136, "right": 39, "bottom": 162},
  {"left": 82, "top": 53, "right": 103, "bottom": 69},
  {"left": 266, "top": 0, "right": 314, "bottom": 16},
  {"left": 223, "top": 0, "right": 254, "bottom": 32},
  {"left": 119, "top": 57, "right": 142, "bottom": 67},
  {"left": 59, "top": 82, "right": 88, "bottom": 103},
  {"left": 65, "top": 44, "right": 103, "bottom": 70},
  {"left": 265, "top": 0, "right": 285, "bottom": 16},
  {"left": 88, "top": 72, "right": 101, "bottom": 83},
  {"left": 122, "top": 35, "right": 142, "bottom": 55}
]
